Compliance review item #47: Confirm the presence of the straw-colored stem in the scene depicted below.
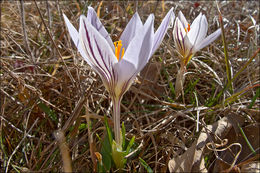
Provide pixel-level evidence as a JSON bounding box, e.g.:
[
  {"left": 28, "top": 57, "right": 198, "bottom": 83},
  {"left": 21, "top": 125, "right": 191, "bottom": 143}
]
[
  {"left": 175, "top": 63, "right": 186, "bottom": 99},
  {"left": 112, "top": 97, "right": 122, "bottom": 144}
]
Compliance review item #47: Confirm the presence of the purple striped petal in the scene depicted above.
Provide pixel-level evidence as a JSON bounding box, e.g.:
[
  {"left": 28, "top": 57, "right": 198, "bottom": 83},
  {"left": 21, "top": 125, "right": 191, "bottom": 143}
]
[
  {"left": 86, "top": 7, "right": 114, "bottom": 50},
  {"left": 63, "top": 14, "right": 93, "bottom": 66},
  {"left": 173, "top": 18, "right": 187, "bottom": 55},
  {"left": 79, "top": 16, "right": 117, "bottom": 85}
]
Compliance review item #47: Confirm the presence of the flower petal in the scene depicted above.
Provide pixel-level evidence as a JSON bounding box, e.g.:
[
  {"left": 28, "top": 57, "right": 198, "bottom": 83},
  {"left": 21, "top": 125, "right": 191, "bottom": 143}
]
[
  {"left": 194, "top": 27, "right": 222, "bottom": 52},
  {"left": 63, "top": 13, "right": 92, "bottom": 65},
  {"left": 178, "top": 11, "right": 189, "bottom": 29},
  {"left": 113, "top": 60, "right": 136, "bottom": 98},
  {"left": 79, "top": 15, "right": 118, "bottom": 84},
  {"left": 188, "top": 13, "right": 208, "bottom": 45},
  {"left": 151, "top": 7, "right": 174, "bottom": 55},
  {"left": 120, "top": 12, "right": 143, "bottom": 50},
  {"left": 122, "top": 14, "right": 154, "bottom": 70},
  {"left": 113, "top": 14, "right": 155, "bottom": 97},
  {"left": 86, "top": 7, "right": 114, "bottom": 50}
]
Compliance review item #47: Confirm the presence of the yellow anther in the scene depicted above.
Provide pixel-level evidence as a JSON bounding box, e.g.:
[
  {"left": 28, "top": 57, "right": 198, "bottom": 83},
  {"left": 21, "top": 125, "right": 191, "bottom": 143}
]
[
  {"left": 114, "top": 40, "right": 124, "bottom": 61},
  {"left": 121, "top": 48, "right": 125, "bottom": 58}
]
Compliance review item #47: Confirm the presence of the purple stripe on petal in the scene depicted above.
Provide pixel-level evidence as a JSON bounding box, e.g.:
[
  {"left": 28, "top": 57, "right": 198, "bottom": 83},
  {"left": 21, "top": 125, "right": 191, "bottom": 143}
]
[
  {"left": 180, "top": 29, "right": 185, "bottom": 54},
  {"left": 93, "top": 36, "right": 115, "bottom": 86},
  {"left": 120, "top": 74, "right": 134, "bottom": 99},
  {"left": 176, "top": 24, "right": 183, "bottom": 52},
  {"left": 83, "top": 21, "right": 110, "bottom": 81}
]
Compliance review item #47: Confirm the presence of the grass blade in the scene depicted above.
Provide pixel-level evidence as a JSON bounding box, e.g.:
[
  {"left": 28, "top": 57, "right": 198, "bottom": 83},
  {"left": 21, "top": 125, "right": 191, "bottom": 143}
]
[
  {"left": 139, "top": 157, "right": 153, "bottom": 173},
  {"left": 217, "top": 3, "right": 233, "bottom": 93},
  {"left": 238, "top": 124, "right": 256, "bottom": 155},
  {"left": 248, "top": 87, "right": 260, "bottom": 109}
]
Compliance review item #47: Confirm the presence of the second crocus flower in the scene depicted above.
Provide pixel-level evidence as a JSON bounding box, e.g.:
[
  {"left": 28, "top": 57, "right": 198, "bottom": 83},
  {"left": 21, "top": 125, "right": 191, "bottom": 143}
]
[{"left": 173, "top": 11, "right": 222, "bottom": 98}]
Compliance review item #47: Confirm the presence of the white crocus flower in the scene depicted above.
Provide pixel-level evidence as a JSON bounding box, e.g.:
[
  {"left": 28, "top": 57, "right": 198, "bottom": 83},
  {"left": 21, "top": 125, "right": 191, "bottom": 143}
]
[
  {"left": 63, "top": 7, "right": 174, "bottom": 143},
  {"left": 173, "top": 11, "right": 222, "bottom": 66}
]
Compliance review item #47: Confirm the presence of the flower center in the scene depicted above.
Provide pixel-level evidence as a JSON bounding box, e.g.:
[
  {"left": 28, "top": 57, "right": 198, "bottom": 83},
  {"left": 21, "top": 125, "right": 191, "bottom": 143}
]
[
  {"left": 184, "top": 24, "right": 190, "bottom": 33},
  {"left": 114, "top": 40, "right": 124, "bottom": 61}
]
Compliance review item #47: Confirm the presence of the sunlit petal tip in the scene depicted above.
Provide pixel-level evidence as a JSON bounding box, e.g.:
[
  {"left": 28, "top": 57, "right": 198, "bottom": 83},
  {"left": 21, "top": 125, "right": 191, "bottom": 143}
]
[
  {"left": 119, "top": 11, "right": 143, "bottom": 50},
  {"left": 144, "top": 14, "right": 155, "bottom": 29},
  {"left": 63, "top": 13, "right": 80, "bottom": 49},
  {"left": 178, "top": 11, "right": 184, "bottom": 18},
  {"left": 84, "top": 7, "right": 114, "bottom": 49},
  {"left": 153, "top": 7, "right": 175, "bottom": 51},
  {"left": 62, "top": 13, "right": 68, "bottom": 21},
  {"left": 178, "top": 11, "right": 188, "bottom": 27}
]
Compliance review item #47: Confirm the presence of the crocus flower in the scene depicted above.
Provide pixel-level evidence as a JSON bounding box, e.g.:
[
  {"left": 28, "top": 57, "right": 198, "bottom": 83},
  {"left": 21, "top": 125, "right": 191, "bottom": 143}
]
[
  {"left": 173, "top": 11, "right": 222, "bottom": 66},
  {"left": 63, "top": 7, "right": 174, "bottom": 143}
]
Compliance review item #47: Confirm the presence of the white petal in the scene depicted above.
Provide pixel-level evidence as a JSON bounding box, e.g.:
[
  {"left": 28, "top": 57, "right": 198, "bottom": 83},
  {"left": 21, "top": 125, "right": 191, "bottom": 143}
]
[
  {"left": 120, "top": 12, "right": 143, "bottom": 50},
  {"left": 194, "top": 27, "right": 222, "bottom": 52},
  {"left": 63, "top": 14, "right": 92, "bottom": 65},
  {"left": 151, "top": 8, "right": 174, "bottom": 55},
  {"left": 113, "top": 14, "right": 155, "bottom": 97},
  {"left": 113, "top": 60, "right": 136, "bottom": 97},
  {"left": 122, "top": 14, "right": 154, "bottom": 70},
  {"left": 188, "top": 13, "right": 208, "bottom": 45},
  {"left": 86, "top": 7, "right": 114, "bottom": 50},
  {"left": 178, "top": 11, "right": 189, "bottom": 29}
]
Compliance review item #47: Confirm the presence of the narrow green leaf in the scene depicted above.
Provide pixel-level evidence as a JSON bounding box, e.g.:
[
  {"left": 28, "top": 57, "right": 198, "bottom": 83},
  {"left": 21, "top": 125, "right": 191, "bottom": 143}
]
[
  {"left": 104, "top": 115, "right": 113, "bottom": 146},
  {"left": 139, "top": 157, "right": 153, "bottom": 173},
  {"left": 121, "top": 122, "right": 126, "bottom": 150},
  {"left": 248, "top": 87, "right": 260, "bottom": 109},
  {"left": 210, "top": 48, "right": 260, "bottom": 107},
  {"left": 126, "top": 136, "right": 135, "bottom": 155},
  {"left": 238, "top": 124, "right": 256, "bottom": 155},
  {"left": 97, "top": 161, "right": 106, "bottom": 173},
  {"left": 100, "top": 134, "right": 112, "bottom": 171}
]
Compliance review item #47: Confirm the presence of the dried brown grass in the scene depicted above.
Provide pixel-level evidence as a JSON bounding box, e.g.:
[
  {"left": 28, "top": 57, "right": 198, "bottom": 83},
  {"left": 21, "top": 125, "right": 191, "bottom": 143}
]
[{"left": 1, "top": 1, "right": 259, "bottom": 172}]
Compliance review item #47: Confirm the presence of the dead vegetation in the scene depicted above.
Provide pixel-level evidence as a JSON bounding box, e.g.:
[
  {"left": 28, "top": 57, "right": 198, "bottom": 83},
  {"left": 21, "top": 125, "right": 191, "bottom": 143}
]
[{"left": 1, "top": 1, "right": 259, "bottom": 172}]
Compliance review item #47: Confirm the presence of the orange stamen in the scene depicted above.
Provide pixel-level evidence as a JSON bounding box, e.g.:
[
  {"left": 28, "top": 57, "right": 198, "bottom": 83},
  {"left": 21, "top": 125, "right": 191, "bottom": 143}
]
[
  {"left": 114, "top": 40, "right": 124, "bottom": 60},
  {"left": 185, "top": 23, "right": 191, "bottom": 33}
]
